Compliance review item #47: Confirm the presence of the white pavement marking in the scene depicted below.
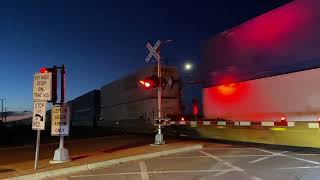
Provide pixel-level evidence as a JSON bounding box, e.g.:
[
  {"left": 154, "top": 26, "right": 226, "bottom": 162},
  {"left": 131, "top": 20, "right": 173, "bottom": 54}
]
[
  {"left": 284, "top": 155, "right": 320, "bottom": 165},
  {"left": 200, "top": 150, "right": 264, "bottom": 180},
  {"left": 295, "top": 154, "right": 320, "bottom": 156},
  {"left": 199, "top": 150, "right": 243, "bottom": 171},
  {"left": 148, "top": 169, "right": 234, "bottom": 174},
  {"left": 140, "top": 161, "right": 149, "bottom": 180},
  {"left": 214, "top": 169, "right": 234, "bottom": 177},
  {"left": 70, "top": 172, "right": 141, "bottom": 178},
  {"left": 254, "top": 148, "right": 320, "bottom": 165},
  {"left": 277, "top": 166, "right": 320, "bottom": 170},
  {"left": 159, "top": 156, "right": 209, "bottom": 159},
  {"left": 249, "top": 151, "right": 288, "bottom": 164},
  {"left": 159, "top": 154, "right": 270, "bottom": 160},
  {"left": 205, "top": 147, "right": 254, "bottom": 150},
  {"left": 69, "top": 169, "right": 237, "bottom": 178}
]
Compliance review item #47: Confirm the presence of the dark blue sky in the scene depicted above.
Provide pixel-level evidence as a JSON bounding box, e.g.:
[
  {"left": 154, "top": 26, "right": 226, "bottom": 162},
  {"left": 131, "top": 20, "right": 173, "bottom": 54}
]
[{"left": 0, "top": 0, "right": 291, "bottom": 111}]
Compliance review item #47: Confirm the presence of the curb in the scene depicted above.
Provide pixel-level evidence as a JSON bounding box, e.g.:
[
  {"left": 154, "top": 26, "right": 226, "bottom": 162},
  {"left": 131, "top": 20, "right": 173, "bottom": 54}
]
[{"left": 6, "top": 144, "right": 203, "bottom": 180}]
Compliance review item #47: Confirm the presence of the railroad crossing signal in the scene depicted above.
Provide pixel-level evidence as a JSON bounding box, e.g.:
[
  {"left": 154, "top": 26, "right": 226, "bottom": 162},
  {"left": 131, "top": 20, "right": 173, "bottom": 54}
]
[
  {"left": 139, "top": 75, "right": 159, "bottom": 89},
  {"left": 145, "top": 40, "right": 161, "bottom": 63}
]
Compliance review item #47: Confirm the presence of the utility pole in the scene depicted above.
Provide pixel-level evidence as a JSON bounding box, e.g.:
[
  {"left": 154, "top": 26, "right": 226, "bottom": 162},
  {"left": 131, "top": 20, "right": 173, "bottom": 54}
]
[
  {"left": 0, "top": 99, "right": 6, "bottom": 123},
  {"left": 4, "top": 107, "right": 7, "bottom": 123}
]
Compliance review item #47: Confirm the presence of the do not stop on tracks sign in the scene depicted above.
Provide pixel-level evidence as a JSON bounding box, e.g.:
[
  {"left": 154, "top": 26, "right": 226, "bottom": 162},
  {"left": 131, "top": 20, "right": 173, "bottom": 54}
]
[
  {"left": 51, "top": 104, "right": 70, "bottom": 136},
  {"left": 33, "top": 72, "right": 52, "bottom": 101}
]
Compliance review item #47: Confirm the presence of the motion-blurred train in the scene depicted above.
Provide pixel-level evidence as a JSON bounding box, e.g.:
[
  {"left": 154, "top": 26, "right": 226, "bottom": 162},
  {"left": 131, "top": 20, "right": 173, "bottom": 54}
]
[
  {"left": 71, "top": 0, "right": 320, "bottom": 144},
  {"left": 69, "top": 66, "right": 182, "bottom": 133}
]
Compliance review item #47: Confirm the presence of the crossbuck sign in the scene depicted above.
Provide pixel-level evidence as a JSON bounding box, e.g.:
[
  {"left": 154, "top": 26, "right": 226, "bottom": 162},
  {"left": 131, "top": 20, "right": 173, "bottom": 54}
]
[{"left": 145, "top": 40, "right": 161, "bottom": 63}]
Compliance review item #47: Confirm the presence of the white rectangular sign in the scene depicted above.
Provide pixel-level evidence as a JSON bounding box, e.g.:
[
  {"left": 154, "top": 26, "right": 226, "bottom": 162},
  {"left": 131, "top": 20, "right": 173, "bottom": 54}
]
[
  {"left": 32, "top": 101, "right": 47, "bottom": 130},
  {"left": 33, "top": 72, "right": 52, "bottom": 101},
  {"left": 51, "top": 104, "right": 70, "bottom": 136}
]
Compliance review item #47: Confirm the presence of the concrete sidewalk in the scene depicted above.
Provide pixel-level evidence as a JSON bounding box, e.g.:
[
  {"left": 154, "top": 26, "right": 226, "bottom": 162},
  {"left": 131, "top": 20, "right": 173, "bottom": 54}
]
[{"left": 0, "top": 135, "right": 202, "bottom": 179}]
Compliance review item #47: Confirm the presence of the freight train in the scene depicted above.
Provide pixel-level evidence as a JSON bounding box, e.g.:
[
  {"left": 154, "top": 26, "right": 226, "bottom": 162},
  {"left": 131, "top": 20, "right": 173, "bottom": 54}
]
[{"left": 69, "top": 66, "right": 182, "bottom": 133}]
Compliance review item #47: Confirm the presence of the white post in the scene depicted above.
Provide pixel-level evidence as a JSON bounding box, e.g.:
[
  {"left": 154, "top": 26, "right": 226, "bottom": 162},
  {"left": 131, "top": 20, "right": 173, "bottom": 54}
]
[
  {"left": 34, "top": 130, "right": 41, "bottom": 170},
  {"left": 50, "top": 65, "right": 69, "bottom": 163},
  {"left": 154, "top": 43, "right": 165, "bottom": 145}
]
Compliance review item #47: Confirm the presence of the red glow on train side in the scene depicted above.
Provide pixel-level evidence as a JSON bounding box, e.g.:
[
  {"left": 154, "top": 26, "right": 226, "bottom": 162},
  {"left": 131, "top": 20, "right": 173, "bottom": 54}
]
[{"left": 217, "top": 83, "right": 237, "bottom": 96}]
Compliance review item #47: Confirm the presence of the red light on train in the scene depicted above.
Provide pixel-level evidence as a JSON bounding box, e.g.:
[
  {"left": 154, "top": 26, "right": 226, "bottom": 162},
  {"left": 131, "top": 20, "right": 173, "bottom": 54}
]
[
  {"left": 280, "top": 116, "right": 286, "bottom": 121},
  {"left": 217, "top": 83, "right": 236, "bottom": 95}
]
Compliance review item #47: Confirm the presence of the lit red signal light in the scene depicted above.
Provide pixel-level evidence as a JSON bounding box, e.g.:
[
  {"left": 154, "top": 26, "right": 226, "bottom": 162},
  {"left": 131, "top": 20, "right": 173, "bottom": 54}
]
[
  {"left": 40, "top": 67, "right": 48, "bottom": 73},
  {"left": 139, "top": 75, "right": 159, "bottom": 89},
  {"left": 139, "top": 80, "right": 152, "bottom": 89},
  {"left": 280, "top": 116, "right": 286, "bottom": 121},
  {"left": 145, "top": 82, "right": 151, "bottom": 88}
]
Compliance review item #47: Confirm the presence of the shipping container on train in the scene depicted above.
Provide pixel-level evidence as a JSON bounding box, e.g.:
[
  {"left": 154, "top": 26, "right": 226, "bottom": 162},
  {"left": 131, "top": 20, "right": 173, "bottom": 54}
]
[
  {"left": 69, "top": 90, "right": 100, "bottom": 127},
  {"left": 203, "top": 0, "right": 320, "bottom": 87},
  {"left": 202, "top": 0, "right": 320, "bottom": 122}
]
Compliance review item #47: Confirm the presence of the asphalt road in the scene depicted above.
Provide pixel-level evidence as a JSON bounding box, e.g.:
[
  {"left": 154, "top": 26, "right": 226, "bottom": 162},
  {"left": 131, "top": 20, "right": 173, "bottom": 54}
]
[{"left": 63, "top": 142, "right": 320, "bottom": 180}]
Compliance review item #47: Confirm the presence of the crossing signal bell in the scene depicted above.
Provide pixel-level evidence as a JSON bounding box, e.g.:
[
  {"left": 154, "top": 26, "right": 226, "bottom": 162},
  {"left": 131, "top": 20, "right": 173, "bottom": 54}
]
[{"left": 39, "top": 67, "right": 58, "bottom": 103}]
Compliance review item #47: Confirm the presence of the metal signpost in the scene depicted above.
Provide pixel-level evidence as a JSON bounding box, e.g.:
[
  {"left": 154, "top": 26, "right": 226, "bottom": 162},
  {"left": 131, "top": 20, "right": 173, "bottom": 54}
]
[
  {"left": 32, "top": 65, "right": 69, "bottom": 169},
  {"left": 145, "top": 40, "right": 165, "bottom": 145},
  {"left": 50, "top": 64, "right": 70, "bottom": 163},
  {"left": 32, "top": 72, "right": 52, "bottom": 170}
]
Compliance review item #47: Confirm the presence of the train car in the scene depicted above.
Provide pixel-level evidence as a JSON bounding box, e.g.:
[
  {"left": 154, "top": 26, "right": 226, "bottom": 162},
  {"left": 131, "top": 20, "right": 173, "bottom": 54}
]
[
  {"left": 202, "top": 0, "right": 320, "bottom": 122},
  {"left": 203, "top": 0, "right": 320, "bottom": 87},
  {"left": 69, "top": 90, "right": 100, "bottom": 127},
  {"left": 171, "top": 0, "right": 320, "bottom": 148},
  {"left": 98, "top": 66, "right": 181, "bottom": 133}
]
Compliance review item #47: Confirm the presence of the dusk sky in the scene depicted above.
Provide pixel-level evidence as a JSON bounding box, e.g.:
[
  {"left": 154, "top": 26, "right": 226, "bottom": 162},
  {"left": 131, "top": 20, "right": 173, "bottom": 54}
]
[{"left": 0, "top": 0, "right": 291, "bottom": 111}]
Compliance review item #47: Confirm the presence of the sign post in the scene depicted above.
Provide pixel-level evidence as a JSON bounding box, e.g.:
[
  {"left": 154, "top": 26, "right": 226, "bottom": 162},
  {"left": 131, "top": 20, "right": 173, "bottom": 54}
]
[
  {"left": 145, "top": 40, "right": 166, "bottom": 145},
  {"left": 32, "top": 101, "right": 47, "bottom": 170},
  {"left": 50, "top": 64, "right": 70, "bottom": 163},
  {"left": 32, "top": 71, "right": 52, "bottom": 170},
  {"left": 50, "top": 104, "right": 70, "bottom": 163}
]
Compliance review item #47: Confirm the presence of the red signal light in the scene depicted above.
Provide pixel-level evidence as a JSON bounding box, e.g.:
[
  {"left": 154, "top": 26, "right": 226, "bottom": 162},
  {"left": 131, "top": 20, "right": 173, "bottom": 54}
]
[
  {"left": 40, "top": 67, "right": 48, "bottom": 73},
  {"left": 139, "top": 80, "right": 145, "bottom": 86},
  {"left": 280, "top": 116, "right": 286, "bottom": 121},
  {"left": 139, "top": 75, "right": 159, "bottom": 89},
  {"left": 139, "top": 80, "right": 152, "bottom": 89},
  {"left": 145, "top": 82, "right": 151, "bottom": 88}
]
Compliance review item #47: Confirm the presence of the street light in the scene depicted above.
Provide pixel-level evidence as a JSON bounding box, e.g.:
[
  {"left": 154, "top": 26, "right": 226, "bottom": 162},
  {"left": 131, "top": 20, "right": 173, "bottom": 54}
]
[{"left": 184, "top": 62, "right": 193, "bottom": 72}]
